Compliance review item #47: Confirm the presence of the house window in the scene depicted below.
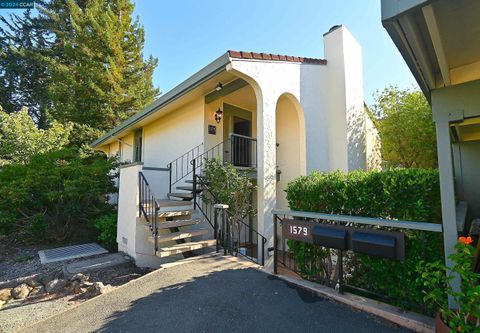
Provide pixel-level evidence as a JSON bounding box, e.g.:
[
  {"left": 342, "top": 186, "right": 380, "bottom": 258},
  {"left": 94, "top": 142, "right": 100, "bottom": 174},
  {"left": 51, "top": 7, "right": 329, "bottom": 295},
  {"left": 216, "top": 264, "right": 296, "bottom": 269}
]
[{"left": 133, "top": 129, "right": 143, "bottom": 162}]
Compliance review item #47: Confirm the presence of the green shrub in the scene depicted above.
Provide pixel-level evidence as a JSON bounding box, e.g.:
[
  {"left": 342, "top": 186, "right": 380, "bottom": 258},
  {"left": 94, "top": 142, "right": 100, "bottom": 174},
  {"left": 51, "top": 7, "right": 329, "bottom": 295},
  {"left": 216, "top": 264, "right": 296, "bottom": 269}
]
[
  {"left": 201, "top": 159, "right": 256, "bottom": 220},
  {"left": 285, "top": 169, "right": 444, "bottom": 314},
  {"left": 93, "top": 213, "right": 118, "bottom": 250},
  {"left": 0, "top": 148, "right": 118, "bottom": 242}
]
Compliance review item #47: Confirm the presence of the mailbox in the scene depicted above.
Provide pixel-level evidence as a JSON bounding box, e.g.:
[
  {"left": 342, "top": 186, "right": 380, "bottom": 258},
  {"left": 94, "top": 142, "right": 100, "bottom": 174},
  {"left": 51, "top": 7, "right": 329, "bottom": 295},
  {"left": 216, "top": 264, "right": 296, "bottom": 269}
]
[
  {"left": 352, "top": 231, "right": 397, "bottom": 259},
  {"left": 312, "top": 225, "right": 348, "bottom": 250}
]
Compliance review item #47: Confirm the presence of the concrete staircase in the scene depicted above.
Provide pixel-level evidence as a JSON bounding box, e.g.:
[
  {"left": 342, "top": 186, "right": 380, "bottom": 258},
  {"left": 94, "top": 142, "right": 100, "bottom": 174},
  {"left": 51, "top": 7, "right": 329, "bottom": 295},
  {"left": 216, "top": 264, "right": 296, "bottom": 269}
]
[{"left": 140, "top": 179, "right": 215, "bottom": 259}]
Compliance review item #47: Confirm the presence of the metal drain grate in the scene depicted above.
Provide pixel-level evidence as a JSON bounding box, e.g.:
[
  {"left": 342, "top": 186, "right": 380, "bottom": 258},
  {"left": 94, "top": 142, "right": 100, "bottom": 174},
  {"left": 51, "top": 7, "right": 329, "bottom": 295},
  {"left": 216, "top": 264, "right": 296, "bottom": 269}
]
[{"left": 38, "top": 243, "right": 108, "bottom": 264}]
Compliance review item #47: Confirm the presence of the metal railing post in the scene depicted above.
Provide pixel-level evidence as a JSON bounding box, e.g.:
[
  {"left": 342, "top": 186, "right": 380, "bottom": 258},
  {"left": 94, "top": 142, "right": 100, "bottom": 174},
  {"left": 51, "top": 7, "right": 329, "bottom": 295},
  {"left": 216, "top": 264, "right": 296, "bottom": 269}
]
[
  {"left": 214, "top": 207, "right": 219, "bottom": 252},
  {"left": 168, "top": 163, "right": 172, "bottom": 193},
  {"left": 214, "top": 204, "right": 229, "bottom": 255},
  {"left": 337, "top": 250, "right": 344, "bottom": 294},
  {"left": 154, "top": 206, "right": 159, "bottom": 253},
  {"left": 192, "top": 158, "right": 197, "bottom": 208},
  {"left": 273, "top": 214, "right": 277, "bottom": 274}
]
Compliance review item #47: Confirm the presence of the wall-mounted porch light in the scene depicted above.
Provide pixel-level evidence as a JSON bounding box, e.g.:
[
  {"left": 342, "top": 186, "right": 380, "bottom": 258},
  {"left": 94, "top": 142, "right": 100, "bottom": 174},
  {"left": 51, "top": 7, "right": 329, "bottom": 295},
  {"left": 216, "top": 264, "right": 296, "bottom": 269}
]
[
  {"left": 215, "top": 82, "right": 223, "bottom": 91},
  {"left": 214, "top": 108, "right": 223, "bottom": 123}
]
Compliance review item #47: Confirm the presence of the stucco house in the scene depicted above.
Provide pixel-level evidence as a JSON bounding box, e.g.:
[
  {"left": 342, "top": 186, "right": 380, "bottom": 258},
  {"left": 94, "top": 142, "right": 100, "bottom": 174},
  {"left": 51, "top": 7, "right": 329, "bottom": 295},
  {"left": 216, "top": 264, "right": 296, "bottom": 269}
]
[{"left": 92, "top": 25, "right": 378, "bottom": 268}]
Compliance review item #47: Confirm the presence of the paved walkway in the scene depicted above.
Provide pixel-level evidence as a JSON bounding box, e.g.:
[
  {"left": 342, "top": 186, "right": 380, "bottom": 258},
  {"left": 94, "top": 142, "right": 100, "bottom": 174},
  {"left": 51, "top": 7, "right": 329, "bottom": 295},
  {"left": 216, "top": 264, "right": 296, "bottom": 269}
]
[{"left": 19, "top": 254, "right": 413, "bottom": 333}]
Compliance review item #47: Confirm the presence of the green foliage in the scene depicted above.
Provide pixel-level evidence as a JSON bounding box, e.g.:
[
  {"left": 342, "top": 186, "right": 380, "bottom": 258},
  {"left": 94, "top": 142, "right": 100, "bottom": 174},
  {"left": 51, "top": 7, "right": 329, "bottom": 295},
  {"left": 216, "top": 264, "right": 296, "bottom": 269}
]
[
  {"left": 418, "top": 241, "right": 480, "bottom": 331},
  {"left": 0, "top": 108, "right": 72, "bottom": 165},
  {"left": 37, "top": 0, "right": 159, "bottom": 133},
  {"left": 0, "top": 149, "right": 118, "bottom": 241},
  {"left": 372, "top": 86, "right": 437, "bottom": 168},
  {"left": 201, "top": 159, "right": 256, "bottom": 221},
  {"left": 93, "top": 213, "right": 117, "bottom": 250},
  {"left": 285, "top": 169, "right": 444, "bottom": 314},
  {"left": 0, "top": 0, "right": 159, "bottom": 145},
  {"left": 0, "top": 10, "right": 51, "bottom": 128}
]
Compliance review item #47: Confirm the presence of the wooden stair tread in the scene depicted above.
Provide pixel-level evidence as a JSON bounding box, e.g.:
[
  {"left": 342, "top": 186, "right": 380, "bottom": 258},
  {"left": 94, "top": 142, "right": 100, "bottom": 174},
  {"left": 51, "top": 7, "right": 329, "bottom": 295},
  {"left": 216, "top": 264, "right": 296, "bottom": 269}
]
[
  {"left": 168, "top": 192, "right": 194, "bottom": 200},
  {"left": 157, "top": 199, "right": 194, "bottom": 207},
  {"left": 157, "top": 219, "right": 202, "bottom": 229},
  {"left": 176, "top": 185, "right": 202, "bottom": 192},
  {"left": 157, "top": 210, "right": 194, "bottom": 217},
  {"left": 157, "top": 239, "right": 216, "bottom": 258},
  {"left": 150, "top": 228, "right": 209, "bottom": 243}
]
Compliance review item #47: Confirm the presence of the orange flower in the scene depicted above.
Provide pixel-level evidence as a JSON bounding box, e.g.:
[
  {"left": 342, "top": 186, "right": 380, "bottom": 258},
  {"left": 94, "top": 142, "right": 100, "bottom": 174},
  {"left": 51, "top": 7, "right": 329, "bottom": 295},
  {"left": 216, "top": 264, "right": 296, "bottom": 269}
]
[{"left": 458, "top": 236, "right": 473, "bottom": 245}]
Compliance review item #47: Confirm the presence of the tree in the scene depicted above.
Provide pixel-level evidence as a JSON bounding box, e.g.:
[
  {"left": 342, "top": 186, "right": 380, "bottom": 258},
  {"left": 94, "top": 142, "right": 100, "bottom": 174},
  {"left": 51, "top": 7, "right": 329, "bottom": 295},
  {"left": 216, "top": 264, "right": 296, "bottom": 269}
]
[
  {"left": 371, "top": 86, "right": 437, "bottom": 168},
  {"left": 0, "top": 0, "right": 159, "bottom": 145},
  {"left": 37, "top": 0, "right": 159, "bottom": 134},
  {"left": 0, "top": 10, "right": 51, "bottom": 128},
  {"left": 0, "top": 107, "right": 72, "bottom": 165}
]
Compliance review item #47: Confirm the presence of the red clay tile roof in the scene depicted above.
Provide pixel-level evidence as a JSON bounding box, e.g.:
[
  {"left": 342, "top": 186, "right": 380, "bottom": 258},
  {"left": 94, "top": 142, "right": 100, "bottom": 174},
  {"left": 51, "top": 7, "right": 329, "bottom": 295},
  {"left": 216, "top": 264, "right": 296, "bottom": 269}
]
[{"left": 228, "top": 50, "right": 327, "bottom": 65}]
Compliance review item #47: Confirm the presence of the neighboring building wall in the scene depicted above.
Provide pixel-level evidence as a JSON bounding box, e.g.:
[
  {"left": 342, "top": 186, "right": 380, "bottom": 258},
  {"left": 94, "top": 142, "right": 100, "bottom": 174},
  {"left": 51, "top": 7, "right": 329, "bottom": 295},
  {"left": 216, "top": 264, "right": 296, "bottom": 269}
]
[
  {"left": 324, "top": 25, "right": 366, "bottom": 172},
  {"left": 365, "top": 114, "right": 382, "bottom": 171},
  {"left": 433, "top": 80, "right": 480, "bottom": 218}
]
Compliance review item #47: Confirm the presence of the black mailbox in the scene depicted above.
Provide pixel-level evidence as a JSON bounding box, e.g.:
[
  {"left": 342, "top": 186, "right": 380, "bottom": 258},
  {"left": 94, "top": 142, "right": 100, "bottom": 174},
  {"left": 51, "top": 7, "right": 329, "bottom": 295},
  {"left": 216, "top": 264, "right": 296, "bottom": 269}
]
[
  {"left": 312, "top": 225, "right": 348, "bottom": 250},
  {"left": 352, "top": 231, "right": 397, "bottom": 259}
]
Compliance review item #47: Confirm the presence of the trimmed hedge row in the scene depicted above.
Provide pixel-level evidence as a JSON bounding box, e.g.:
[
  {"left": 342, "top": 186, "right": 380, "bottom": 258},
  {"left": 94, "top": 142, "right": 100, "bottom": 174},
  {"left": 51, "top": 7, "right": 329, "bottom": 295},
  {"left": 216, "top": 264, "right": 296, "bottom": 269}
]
[{"left": 285, "top": 169, "right": 444, "bottom": 314}]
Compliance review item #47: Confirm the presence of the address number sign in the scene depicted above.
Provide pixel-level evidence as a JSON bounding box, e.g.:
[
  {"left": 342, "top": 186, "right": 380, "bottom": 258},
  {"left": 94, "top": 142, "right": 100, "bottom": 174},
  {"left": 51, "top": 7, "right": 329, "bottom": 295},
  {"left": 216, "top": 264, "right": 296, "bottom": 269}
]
[{"left": 282, "top": 220, "right": 313, "bottom": 243}]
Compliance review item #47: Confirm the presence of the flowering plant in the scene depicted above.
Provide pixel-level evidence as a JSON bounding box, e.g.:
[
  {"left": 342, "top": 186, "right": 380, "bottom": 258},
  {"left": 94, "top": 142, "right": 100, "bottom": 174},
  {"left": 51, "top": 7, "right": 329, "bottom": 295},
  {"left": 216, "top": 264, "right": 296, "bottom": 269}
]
[{"left": 418, "top": 236, "right": 479, "bottom": 332}]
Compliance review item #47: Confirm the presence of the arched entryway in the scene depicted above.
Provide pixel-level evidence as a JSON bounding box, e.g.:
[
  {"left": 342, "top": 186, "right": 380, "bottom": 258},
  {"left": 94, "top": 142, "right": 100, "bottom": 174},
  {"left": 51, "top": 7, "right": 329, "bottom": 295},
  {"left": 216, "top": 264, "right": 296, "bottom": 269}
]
[{"left": 275, "top": 93, "right": 306, "bottom": 209}]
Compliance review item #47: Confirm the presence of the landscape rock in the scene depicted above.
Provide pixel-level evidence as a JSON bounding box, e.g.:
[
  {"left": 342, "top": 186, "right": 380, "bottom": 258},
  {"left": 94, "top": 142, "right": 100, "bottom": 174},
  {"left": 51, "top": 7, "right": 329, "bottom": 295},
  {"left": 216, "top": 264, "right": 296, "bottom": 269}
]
[
  {"left": 26, "top": 279, "right": 42, "bottom": 288},
  {"left": 73, "top": 283, "right": 87, "bottom": 294},
  {"left": 70, "top": 273, "right": 89, "bottom": 283},
  {"left": 45, "top": 279, "right": 67, "bottom": 294},
  {"left": 86, "top": 282, "right": 114, "bottom": 297},
  {"left": 0, "top": 299, "right": 5, "bottom": 310},
  {"left": 11, "top": 283, "right": 31, "bottom": 299},
  {"left": 0, "top": 288, "right": 12, "bottom": 302},
  {"left": 80, "top": 281, "right": 93, "bottom": 287},
  {"left": 29, "top": 285, "right": 45, "bottom": 297}
]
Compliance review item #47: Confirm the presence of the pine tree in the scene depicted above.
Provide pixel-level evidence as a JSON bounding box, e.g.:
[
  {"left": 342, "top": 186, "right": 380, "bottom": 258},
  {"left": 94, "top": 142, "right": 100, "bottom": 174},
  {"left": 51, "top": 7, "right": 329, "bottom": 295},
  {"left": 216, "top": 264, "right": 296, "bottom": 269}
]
[
  {"left": 38, "top": 0, "right": 159, "bottom": 134},
  {"left": 0, "top": 10, "right": 51, "bottom": 128}
]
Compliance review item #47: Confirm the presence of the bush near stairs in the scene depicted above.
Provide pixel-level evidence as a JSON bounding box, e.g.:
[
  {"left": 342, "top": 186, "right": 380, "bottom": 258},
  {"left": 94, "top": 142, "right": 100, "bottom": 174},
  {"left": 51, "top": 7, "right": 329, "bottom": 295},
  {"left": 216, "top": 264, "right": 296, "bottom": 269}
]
[{"left": 0, "top": 149, "right": 118, "bottom": 242}]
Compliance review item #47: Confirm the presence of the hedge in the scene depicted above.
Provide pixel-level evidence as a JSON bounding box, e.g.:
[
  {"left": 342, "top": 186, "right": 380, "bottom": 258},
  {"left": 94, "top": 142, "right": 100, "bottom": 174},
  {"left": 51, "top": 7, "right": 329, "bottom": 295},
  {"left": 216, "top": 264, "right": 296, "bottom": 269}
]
[
  {"left": 0, "top": 149, "right": 118, "bottom": 242},
  {"left": 285, "top": 169, "right": 444, "bottom": 314}
]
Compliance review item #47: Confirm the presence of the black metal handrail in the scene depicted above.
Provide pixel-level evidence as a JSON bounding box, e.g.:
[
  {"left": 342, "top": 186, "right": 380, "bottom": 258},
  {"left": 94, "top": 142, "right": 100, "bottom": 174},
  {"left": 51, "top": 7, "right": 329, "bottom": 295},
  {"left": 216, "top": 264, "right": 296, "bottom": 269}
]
[
  {"left": 191, "top": 134, "right": 257, "bottom": 172},
  {"left": 138, "top": 171, "right": 160, "bottom": 252},
  {"left": 194, "top": 174, "right": 266, "bottom": 265},
  {"left": 167, "top": 142, "right": 203, "bottom": 193}
]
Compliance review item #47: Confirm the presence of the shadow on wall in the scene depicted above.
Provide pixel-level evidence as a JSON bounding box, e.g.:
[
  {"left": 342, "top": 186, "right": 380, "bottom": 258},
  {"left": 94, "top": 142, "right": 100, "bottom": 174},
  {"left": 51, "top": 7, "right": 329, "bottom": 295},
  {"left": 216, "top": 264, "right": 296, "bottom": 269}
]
[
  {"left": 95, "top": 261, "right": 411, "bottom": 333},
  {"left": 346, "top": 104, "right": 367, "bottom": 171}
]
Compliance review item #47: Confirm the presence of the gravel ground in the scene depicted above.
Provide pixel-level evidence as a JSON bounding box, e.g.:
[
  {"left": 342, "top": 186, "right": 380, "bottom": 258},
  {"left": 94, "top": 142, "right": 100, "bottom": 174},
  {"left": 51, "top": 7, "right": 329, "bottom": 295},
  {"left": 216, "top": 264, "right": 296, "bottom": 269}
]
[
  {"left": 0, "top": 239, "right": 64, "bottom": 283},
  {"left": 0, "top": 237, "right": 151, "bottom": 333}
]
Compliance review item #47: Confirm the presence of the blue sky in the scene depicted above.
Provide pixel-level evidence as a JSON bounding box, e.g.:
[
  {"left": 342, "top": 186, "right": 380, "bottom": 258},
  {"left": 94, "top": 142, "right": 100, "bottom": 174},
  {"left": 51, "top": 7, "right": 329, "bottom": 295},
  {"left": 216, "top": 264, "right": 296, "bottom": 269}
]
[{"left": 132, "top": 0, "right": 418, "bottom": 106}]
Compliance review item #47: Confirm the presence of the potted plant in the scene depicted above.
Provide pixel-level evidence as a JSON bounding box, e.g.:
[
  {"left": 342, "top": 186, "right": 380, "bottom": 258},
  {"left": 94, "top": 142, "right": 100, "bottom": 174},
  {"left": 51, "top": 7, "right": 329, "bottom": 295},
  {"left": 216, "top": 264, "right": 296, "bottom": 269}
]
[{"left": 419, "top": 236, "right": 479, "bottom": 332}]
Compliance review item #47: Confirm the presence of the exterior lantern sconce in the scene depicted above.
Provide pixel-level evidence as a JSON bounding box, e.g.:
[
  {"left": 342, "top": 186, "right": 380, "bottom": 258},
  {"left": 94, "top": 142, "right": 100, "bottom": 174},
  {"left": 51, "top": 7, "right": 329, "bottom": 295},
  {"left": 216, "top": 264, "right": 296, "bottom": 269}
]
[
  {"left": 214, "top": 108, "right": 223, "bottom": 123},
  {"left": 215, "top": 82, "right": 223, "bottom": 91}
]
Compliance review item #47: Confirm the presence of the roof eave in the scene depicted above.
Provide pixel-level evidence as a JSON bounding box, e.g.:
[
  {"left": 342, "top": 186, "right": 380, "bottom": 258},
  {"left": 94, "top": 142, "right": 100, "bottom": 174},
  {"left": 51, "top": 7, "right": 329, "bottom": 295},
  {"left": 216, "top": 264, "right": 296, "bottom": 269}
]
[
  {"left": 381, "top": 0, "right": 434, "bottom": 101},
  {"left": 91, "top": 52, "right": 231, "bottom": 148}
]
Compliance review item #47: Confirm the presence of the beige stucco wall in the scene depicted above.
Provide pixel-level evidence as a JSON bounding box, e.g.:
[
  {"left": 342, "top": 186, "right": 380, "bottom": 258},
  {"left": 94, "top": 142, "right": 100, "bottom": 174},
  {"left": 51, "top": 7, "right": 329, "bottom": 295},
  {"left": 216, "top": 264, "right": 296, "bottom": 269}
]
[
  {"left": 228, "top": 26, "right": 366, "bottom": 268},
  {"left": 276, "top": 95, "right": 305, "bottom": 209},
  {"left": 365, "top": 114, "right": 382, "bottom": 170},
  {"left": 142, "top": 98, "right": 204, "bottom": 198}
]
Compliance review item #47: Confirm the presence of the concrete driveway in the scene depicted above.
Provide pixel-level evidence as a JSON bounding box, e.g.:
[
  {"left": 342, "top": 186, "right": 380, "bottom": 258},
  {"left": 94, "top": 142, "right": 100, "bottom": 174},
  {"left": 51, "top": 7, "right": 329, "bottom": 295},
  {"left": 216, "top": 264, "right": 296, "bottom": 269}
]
[{"left": 19, "top": 253, "right": 413, "bottom": 333}]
